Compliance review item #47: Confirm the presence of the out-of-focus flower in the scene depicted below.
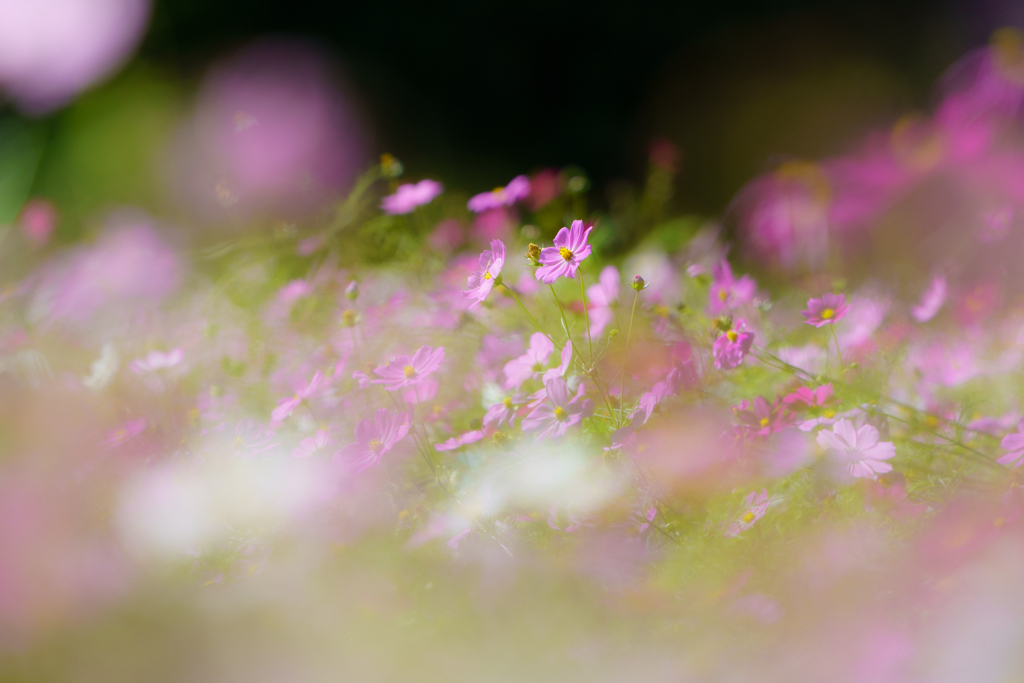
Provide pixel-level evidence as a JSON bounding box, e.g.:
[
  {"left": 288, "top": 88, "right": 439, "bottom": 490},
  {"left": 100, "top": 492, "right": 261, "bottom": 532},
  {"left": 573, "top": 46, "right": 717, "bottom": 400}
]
[
  {"left": 373, "top": 345, "right": 445, "bottom": 391},
  {"left": 171, "top": 40, "right": 368, "bottom": 219},
  {"left": 732, "top": 396, "right": 791, "bottom": 437},
  {"left": 17, "top": 200, "right": 57, "bottom": 248},
  {"left": 708, "top": 260, "right": 756, "bottom": 314},
  {"left": 130, "top": 348, "right": 182, "bottom": 374},
  {"left": 911, "top": 276, "right": 947, "bottom": 323},
  {"left": 82, "top": 342, "right": 119, "bottom": 390},
  {"left": 467, "top": 175, "right": 530, "bottom": 213},
  {"left": 802, "top": 293, "right": 850, "bottom": 327},
  {"left": 586, "top": 265, "right": 619, "bottom": 337},
  {"left": 271, "top": 370, "right": 324, "bottom": 422},
  {"left": 816, "top": 419, "right": 896, "bottom": 479},
  {"left": 291, "top": 429, "right": 330, "bottom": 459},
  {"left": 535, "top": 220, "right": 593, "bottom": 284},
  {"left": 335, "top": 409, "right": 410, "bottom": 475},
  {"left": 0, "top": 0, "right": 150, "bottom": 114},
  {"left": 483, "top": 392, "right": 523, "bottom": 429},
  {"left": 503, "top": 332, "right": 555, "bottom": 390},
  {"left": 712, "top": 320, "right": 754, "bottom": 370},
  {"left": 381, "top": 179, "right": 443, "bottom": 215},
  {"left": 434, "top": 429, "right": 485, "bottom": 452},
  {"left": 724, "top": 489, "right": 773, "bottom": 537},
  {"left": 464, "top": 239, "right": 505, "bottom": 309},
  {"left": 997, "top": 419, "right": 1024, "bottom": 468},
  {"left": 521, "top": 375, "right": 589, "bottom": 439}
]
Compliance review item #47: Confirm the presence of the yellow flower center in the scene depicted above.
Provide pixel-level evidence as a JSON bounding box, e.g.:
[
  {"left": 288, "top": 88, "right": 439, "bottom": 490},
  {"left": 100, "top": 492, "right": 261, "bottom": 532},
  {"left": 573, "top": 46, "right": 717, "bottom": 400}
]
[
  {"left": 492, "top": 186, "right": 504, "bottom": 194},
  {"left": 741, "top": 511, "right": 756, "bottom": 524},
  {"left": 341, "top": 309, "right": 357, "bottom": 326},
  {"left": 554, "top": 406, "right": 567, "bottom": 420},
  {"left": 824, "top": 409, "right": 836, "bottom": 418},
  {"left": 484, "top": 272, "right": 491, "bottom": 280},
  {"left": 821, "top": 308, "right": 835, "bottom": 320},
  {"left": 726, "top": 330, "right": 738, "bottom": 343},
  {"left": 403, "top": 365, "right": 416, "bottom": 378},
  {"left": 232, "top": 436, "right": 244, "bottom": 448},
  {"left": 718, "top": 290, "right": 728, "bottom": 301},
  {"left": 759, "top": 418, "right": 770, "bottom": 428},
  {"left": 369, "top": 439, "right": 383, "bottom": 451},
  {"left": 559, "top": 246, "right": 574, "bottom": 261},
  {"left": 503, "top": 397, "right": 514, "bottom": 409}
]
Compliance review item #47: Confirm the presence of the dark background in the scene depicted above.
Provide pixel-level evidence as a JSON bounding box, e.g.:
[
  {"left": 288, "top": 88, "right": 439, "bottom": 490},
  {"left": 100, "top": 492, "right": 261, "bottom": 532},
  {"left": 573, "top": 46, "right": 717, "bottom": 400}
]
[{"left": 140, "top": 0, "right": 1018, "bottom": 215}]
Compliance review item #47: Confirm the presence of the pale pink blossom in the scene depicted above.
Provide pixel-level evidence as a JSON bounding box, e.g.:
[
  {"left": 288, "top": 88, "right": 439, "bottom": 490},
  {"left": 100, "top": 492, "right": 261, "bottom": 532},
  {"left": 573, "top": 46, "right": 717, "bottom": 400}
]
[
  {"left": 724, "top": 489, "right": 773, "bottom": 537},
  {"left": 816, "top": 418, "right": 896, "bottom": 479}
]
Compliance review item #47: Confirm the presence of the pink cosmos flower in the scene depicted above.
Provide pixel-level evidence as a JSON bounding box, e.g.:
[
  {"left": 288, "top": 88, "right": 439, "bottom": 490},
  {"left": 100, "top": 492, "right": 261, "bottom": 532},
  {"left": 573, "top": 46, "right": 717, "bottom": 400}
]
[
  {"left": 802, "top": 292, "right": 850, "bottom": 327},
  {"left": 816, "top": 418, "right": 896, "bottom": 479},
  {"left": 334, "top": 409, "right": 410, "bottom": 475},
  {"left": 712, "top": 320, "right": 754, "bottom": 370},
  {"left": 467, "top": 175, "right": 530, "bottom": 212},
  {"left": 271, "top": 370, "right": 324, "bottom": 422},
  {"left": 291, "top": 429, "right": 330, "bottom": 458},
  {"left": 783, "top": 383, "right": 841, "bottom": 431},
  {"left": 464, "top": 239, "right": 506, "bottom": 309},
  {"left": 434, "top": 429, "right": 485, "bottom": 452},
  {"left": 636, "top": 366, "right": 685, "bottom": 424},
  {"left": 130, "top": 348, "right": 183, "bottom": 374},
  {"left": 732, "top": 396, "right": 791, "bottom": 437},
  {"left": 503, "top": 332, "right": 555, "bottom": 389},
  {"left": 18, "top": 200, "right": 57, "bottom": 247},
  {"left": 911, "top": 275, "right": 947, "bottom": 323},
  {"left": 380, "top": 179, "right": 443, "bottom": 215},
  {"left": 103, "top": 418, "right": 146, "bottom": 447},
  {"left": 521, "top": 375, "right": 589, "bottom": 439},
  {"left": 997, "top": 418, "right": 1024, "bottom": 467},
  {"left": 483, "top": 392, "right": 523, "bottom": 428},
  {"left": 637, "top": 506, "right": 657, "bottom": 533},
  {"left": 535, "top": 220, "right": 593, "bottom": 284},
  {"left": 724, "top": 489, "right": 773, "bottom": 537},
  {"left": 586, "top": 265, "right": 620, "bottom": 337},
  {"left": 708, "top": 260, "right": 757, "bottom": 314},
  {"left": 373, "top": 345, "right": 445, "bottom": 392}
]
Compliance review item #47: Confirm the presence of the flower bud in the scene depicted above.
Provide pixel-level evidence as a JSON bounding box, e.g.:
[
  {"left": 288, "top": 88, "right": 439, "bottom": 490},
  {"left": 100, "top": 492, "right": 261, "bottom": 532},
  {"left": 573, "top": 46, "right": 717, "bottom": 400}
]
[
  {"left": 713, "top": 315, "right": 733, "bottom": 333},
  {"left": 526, "top": 243, "right": 541, "bottom": 266},
  {"left": 345, "top": 281, "right": 359, "bottom": 300},
  {"left": 380, "top": 153, "right": 404, "bottom": 178},
  {"left": 631, "top": 275, "right": 647, "bottom": 291}
]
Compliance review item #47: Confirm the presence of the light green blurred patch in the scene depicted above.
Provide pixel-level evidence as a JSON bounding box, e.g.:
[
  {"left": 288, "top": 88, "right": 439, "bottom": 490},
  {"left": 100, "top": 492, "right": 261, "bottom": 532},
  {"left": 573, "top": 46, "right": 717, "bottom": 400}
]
[
  {"left": 33, "top": 66, "right": 186, "bottom": 239},
  {"left": 0, "top": 116, "right": 45, "bottom": 224}
]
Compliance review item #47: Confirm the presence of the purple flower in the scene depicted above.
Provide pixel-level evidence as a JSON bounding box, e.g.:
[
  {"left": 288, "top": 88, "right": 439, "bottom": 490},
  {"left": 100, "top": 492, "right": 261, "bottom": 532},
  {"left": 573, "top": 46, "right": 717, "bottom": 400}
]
[
  {"left": 712, "top": 320, "right": 754, "bottom": 370},
  {"left": 998, "top": 419, "right": 1024, "bottom": 468},
  {"left": 911, "top": 276, "right": 947, "bottom": 323},
  {"left": 708, "top": 260, "right": 756, "bottom": 315},
  {"left": 434, "top": 430, "right": 485, "bottom": 452},
  {"left": 464, "top": 239, "right": 506, "bottom": 309},
  {"left": 292, "top": 429, "right": 330, "bottom": 458},
  {"left": 271, "top": 370, "right": 324, "bottom": 422},
  {"left": 535, "top": 220, "right": 593, "bottom": 284},
  {"left": 802, "top": 293, "right": 851, "bottom": 327},
  {"left": 380, "top": 179, "right": 443, "bottom": 215},
  {"left": 503, "top": 332, "right": 555, "bottom": 389},
  {"left": 724, "top": 489, "right": 773, "bottom": 537},
  {"left": 335, "top": 409, "right": 410, "bottom": 475},
  {"left": 483, "top": 392, "right": 523, "bottom": 428},
  {"left": 467, "top": 175, "right": 530, "bottom": 213},
  {"left": 373, "top": 345, "right": 445, "bottom": 391},
  {"left": 816, "top": 418, "right": 896, "bottom": 479},
  {"left": 586, "top": 265, "right": 620, "bottom": 337},
  {"left": 521, "top": 375, "right": 589, "bottom": 439},
  {"left": 130, "top": 348, "right": 183, "bottom": 374}
]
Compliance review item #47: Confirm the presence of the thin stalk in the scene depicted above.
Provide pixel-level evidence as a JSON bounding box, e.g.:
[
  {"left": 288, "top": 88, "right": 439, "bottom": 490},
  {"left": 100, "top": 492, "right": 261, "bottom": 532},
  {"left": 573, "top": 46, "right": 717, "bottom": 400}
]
[
  {"left": 618, "top": 290, "right": 640, "bottom": 427},
  {"left": 501, "top": 283, "right": 559, "bottom": 351},
  {"left": 578, "top": 268, "right": 594, "bottom": 364},
  {"left": 829, "top": 324, "right": 845, "bottom": 372},
  {"left": 550, "top": 285, "right": 574, "bottom": 351}
]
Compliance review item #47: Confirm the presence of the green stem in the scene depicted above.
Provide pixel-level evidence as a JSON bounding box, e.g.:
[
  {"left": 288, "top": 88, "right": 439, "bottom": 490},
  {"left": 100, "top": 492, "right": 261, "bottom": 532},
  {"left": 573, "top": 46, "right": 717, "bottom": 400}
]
[
  {"left": 550, "top": 285, "right": 575, "bottom": 351},
  {"left": 501, "top": 283, "right": 560, "bottom": 351},
  {"left": 829, "top": 324, "right": 845, "bottom": 372},
  {"left": 618, "top": 290, "right": 640, "bottom": 427}
]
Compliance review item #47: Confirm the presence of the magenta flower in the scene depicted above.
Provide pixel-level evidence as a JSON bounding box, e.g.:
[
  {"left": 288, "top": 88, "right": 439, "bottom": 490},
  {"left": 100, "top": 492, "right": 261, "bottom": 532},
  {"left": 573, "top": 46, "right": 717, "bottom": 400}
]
[
  {"left": 271, "top": 370, "right": 324, "bottom": 422},
  {"left": 782, "top": 383, "right": 834, "bottom": 409},
  {"left": 732, "top": 396, "right": 792, "bottom": 437},
  {"left": 467, "top": 175, "right": 530, "bottom": 213},
  {"left": 503, "top": 332, "right": 555, "bottom": 389},
  {"left": 708, "top": 260, "right": 757, "bottom": 314},
  {"left": 535, "top": 220, "right": 593, "bottom": 284},
  {"left": 130, "top": 348, "right": 183, "bottom": 374},
  {"left": 802, "top": 293, "right": 850, "bottom": 327},
  {"left": 335, "top": 409, "right": 410, "bottom": 474},
  {"left": 373, "top": 345, "right": 445, "bottom": 391},
  {"left": 997, "top": 419, "right": 1024, "bottom": 468},
  {"left": 724, "top": 489, "right": 773, "bottom": 537},
  {"left": 521, "top": 375, "right": 589, "bottom": 439},
  {"left": 816, "top": 418, "right": 896, "bottom": 479},
  {"left": 586, "top": 265, "right": 620, "bottom": 337},
  {"left": 292, "top": 429, "right": 330, "bottom": 458},
  {"left": 464, "top": 239, "right": 506, "bottom": 309},
  {"left": 380, "top": 179, "right": 443, "bottom": 214},
  {"left": 911, "top": 275, "right": 947, "bottom": 323},
  {"left": 712, "top": 320, "right": 754, "bottom": 370}
]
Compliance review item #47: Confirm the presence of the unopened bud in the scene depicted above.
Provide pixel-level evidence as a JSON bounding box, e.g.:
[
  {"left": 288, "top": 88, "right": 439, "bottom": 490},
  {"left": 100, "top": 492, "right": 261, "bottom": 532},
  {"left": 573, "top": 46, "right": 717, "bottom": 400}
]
[
  {"left": 526, "top": 243, "right": 541, "bottom": 266},
  {"left": 713, "top": 315, "right": 733, "bottom": 333},
  {"left": 380, "top": 153, "right": 404, "bottom": 178},
  {"left": 345, "top": 281, "right": 359, "bottom": 300},
  {"left": 631, "top": 275, "right": 647, "bottom": 291}
]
